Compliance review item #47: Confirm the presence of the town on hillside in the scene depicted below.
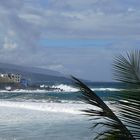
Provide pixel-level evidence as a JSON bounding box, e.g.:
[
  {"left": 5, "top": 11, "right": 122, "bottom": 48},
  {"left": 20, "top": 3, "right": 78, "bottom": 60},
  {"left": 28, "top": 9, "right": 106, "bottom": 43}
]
[
  {"left": 0, "top": 73, "right": 28, "bottom": 90},
  {"left": 0, "top": 73, "right": 63, "bottom": 91}
]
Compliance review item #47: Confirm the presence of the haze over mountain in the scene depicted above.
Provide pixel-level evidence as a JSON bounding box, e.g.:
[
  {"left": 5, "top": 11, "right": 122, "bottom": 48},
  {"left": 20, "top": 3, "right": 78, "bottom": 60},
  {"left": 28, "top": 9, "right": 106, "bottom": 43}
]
[{"left": 0, "top": 63, "right": 71, "bottom": 84}]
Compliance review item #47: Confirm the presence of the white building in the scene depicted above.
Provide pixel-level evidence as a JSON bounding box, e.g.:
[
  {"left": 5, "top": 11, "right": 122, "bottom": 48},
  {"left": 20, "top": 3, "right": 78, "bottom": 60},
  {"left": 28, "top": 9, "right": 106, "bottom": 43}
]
[{"left": 0, "top": 73, "right": 21, "bottom": 83}]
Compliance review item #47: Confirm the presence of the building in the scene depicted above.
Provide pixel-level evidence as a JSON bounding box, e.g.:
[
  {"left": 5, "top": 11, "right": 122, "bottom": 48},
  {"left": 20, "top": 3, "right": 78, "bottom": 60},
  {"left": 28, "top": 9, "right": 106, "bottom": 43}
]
[
  {"left": 0, "top": 73, "right": 21, "bottom": 83},
  {"left": 20, "top": 78, "right": 28, "bottom": 87}
]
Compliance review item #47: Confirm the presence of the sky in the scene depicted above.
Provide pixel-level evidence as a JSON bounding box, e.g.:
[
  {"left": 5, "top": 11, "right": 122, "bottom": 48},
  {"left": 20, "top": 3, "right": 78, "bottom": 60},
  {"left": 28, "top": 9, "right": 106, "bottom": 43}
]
[{"left": 0, "top": 0, "right": 140, "bottom": 81}]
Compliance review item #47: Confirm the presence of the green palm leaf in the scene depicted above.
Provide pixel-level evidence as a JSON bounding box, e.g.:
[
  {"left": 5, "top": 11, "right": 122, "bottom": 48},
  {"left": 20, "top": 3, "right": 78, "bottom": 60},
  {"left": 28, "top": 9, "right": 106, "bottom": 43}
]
[
  {"left": 112, "top": 50, "right": 140, "bottom": 139},
  {"left": 113, "top": 50, "right": 140, "bottom": 85},
  {"left": 72, "top": 50, "right": 140, "bottom": 140},
  {"left": 72, "top": 76, "right": 134, "bottom": 140}
]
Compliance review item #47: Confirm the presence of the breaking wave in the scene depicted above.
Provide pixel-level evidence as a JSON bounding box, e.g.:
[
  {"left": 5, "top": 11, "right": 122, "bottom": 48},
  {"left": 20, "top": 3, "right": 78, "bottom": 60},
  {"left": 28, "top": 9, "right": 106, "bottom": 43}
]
[
  {"left": 0, "top": 86, "right": 122, "bottom": 93},
  {"left": 51, "top": 84, "right": 78, "bottom": 92},
  {"left": 0, "top": 89, "right": 47, "bottom": 93},
  {"left": 51, "top": 84, "right": 122, "bottom": 92},
  {"left": 0, "top": 100, "right": 88, "bottom": 114},
  {"left": 92, "top": 88, "right": 122, "bottom": 91},
  {"left": 0, "top": 100, "right": 117, "bottom": 115},
  {"left": 0, "top": 83, "right": 127, "bottom": 95}
]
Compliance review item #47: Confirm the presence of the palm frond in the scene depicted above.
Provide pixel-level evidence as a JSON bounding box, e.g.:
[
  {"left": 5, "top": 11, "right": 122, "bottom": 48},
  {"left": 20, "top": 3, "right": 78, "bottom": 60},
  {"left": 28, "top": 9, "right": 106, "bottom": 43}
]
[
  {"left": 110, "top": 90, "right": 140, "bottom": 139},
  {"left": 113, "top": 50, "right": 140, "bottom": 85},
  {"left": 72, "top": 50, "right": 140, "bottom": 139},
  {"left": 112, "top": 50, "right": 140, "bottom": 140},
  {"left": 72, "top": 76, "right": 134, "bottom": 140}
]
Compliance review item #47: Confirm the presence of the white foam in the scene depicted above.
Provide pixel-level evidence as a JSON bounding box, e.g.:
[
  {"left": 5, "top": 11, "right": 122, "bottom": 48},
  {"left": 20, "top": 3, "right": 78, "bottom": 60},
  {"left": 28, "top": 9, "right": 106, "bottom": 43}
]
[
  {"left": 51, "top": 84, "right": 121, "bottom": 92},
  {"left": 0, "top": 85, "right": 78, "bottom": 93},
  {"left": 0, "top": 101, "right": 90, "bottom": 114},
  {"left": 0, "top": 86, "right": 123, "bottom": 93},
  {"left": 51, "top": 84, "right": 79, "bottom": 92},
  {"left": 0, "top": 89, "right": 47, "bottom": 93},
  {"left": 0, "top": 100, "right": 118, "bottom": 115},
  {"left": 92, "top": 88, "right": 122, "bottom": 91}
]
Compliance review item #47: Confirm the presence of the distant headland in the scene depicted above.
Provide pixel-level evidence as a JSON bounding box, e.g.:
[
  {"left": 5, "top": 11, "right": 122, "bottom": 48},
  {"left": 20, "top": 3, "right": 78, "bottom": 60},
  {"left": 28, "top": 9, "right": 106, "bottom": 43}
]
[{"left": 0, "top": 63, "right": 72, "bottom": 91}]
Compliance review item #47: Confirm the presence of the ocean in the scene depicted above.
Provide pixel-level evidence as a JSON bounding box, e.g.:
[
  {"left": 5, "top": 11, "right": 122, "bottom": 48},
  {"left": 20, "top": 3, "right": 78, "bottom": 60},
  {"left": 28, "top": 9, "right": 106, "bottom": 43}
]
[{"left": 0, "top": 82, "right": 123, "bottom": 140}]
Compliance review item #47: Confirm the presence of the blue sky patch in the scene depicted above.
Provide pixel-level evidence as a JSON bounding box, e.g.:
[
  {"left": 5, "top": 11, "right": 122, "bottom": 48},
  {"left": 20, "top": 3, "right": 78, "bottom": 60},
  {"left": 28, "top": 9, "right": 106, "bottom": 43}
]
[{"left": 39, "top": 39, "right": 113, "bottom": 47}]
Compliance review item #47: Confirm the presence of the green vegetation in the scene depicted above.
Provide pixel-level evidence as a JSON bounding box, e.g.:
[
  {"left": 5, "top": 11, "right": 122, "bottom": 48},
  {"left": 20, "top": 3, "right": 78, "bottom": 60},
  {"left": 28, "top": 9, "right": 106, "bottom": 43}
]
[{"left": 73, "top": 50, "right": 140, "bottom": 140}]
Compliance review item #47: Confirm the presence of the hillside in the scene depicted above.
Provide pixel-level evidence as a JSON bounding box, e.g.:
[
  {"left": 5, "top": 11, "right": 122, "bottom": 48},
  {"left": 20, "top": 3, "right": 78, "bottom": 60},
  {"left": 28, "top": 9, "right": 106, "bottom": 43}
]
[{"left": 0, "top": 63, "right": 71, "bottom": 84}]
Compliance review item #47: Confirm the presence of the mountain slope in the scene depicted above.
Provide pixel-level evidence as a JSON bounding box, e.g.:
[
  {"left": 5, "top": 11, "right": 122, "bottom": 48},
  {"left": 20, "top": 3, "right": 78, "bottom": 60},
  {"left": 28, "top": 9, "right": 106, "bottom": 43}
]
[{"left": 0, "top": 63, "right": 71, "bottom": 84}]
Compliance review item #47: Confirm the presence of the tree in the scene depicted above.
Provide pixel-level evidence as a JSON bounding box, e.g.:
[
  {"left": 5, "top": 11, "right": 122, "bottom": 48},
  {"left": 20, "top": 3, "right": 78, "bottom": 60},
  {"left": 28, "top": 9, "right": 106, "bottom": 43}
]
[{"left": 72, "top": 50, "right": 140, "bottom": 140}]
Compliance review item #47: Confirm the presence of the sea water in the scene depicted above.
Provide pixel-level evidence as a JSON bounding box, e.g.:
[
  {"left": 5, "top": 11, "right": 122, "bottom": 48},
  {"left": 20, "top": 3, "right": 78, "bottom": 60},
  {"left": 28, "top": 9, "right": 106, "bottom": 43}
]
[{"left": 0, "top": 82, "right": 123, "bottom": 140}]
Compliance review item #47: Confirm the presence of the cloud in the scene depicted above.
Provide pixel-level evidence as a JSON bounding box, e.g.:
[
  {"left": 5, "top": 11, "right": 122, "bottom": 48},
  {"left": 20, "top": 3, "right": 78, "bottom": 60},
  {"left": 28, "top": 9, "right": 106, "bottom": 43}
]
[
  {"left": 3, "top": 37, "right": 17, "bottom": 50},
  {"left": 2, "top": 0, "right": 138, "bottom": 39},
  {"left": 37, "top": 0, "right": 140, "bottom": 39},
  {"left": 48, "top": 64, "right": 64, "bottom": 71},
  {"left": 0, "top": 0, "right": 139, "bottom": 81}
]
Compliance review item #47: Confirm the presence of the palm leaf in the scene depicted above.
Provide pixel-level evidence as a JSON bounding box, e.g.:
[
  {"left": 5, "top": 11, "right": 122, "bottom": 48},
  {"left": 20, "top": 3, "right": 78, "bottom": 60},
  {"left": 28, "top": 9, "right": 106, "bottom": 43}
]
[
  {"left": 72, "top": 76, "right": 134, "bottom": 140},
  {"left": 112, "top": 50, "right": 140, "bottom": 140},
  {"left": 113, "top": 50, "right": 140, "bottom": 85},
  {"left": 72, "top": 51, "right": 140, "bottom": 140}
]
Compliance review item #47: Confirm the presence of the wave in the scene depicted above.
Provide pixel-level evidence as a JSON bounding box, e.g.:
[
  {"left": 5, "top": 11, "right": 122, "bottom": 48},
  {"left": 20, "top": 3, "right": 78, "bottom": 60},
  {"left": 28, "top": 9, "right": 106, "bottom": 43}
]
[
  {"left": 51, "top": 84, "right": 78, "bottom": 92},
  {"left": 0, "top": 84, "right": 124, "bottom": 93},
  {"left": 51, "top": 84, "right": 123, "bottom": 92},
  {"left": 92, "top": 88, "right": 122, "bottom": 91},
  {"left": 0, "top": 88, "right": 122, "bottom": 93},
  {"left": 0, "top": 84, "right": 78, "bottom": 93},
  {"left": 0, "top": 101, "right": 85, "bottom": 114},
  {"left": 0, "top": 89, "right": 47, "bottom": 93},
  {"left": 0, "top": 100, "right": 117, "bottom": 115}
]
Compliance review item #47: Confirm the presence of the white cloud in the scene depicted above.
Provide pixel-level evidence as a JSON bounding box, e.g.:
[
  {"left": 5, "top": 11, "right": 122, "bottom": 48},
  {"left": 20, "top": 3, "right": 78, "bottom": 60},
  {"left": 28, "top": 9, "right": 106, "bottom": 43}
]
[
  {"left": 128, "top": 8, "right": 136, "bottom": 12},
  {"left": 0, "top": 0, "right": 139, "bottom": 41},
  {"left": 3, "top": 37, "right": 17, "bottom": 50},
  {"left": 18, "top": 13, "right": 42, "bottom": 25},
  {"left": 48, "top": 64, "right": 64, "bottom": 71}
]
